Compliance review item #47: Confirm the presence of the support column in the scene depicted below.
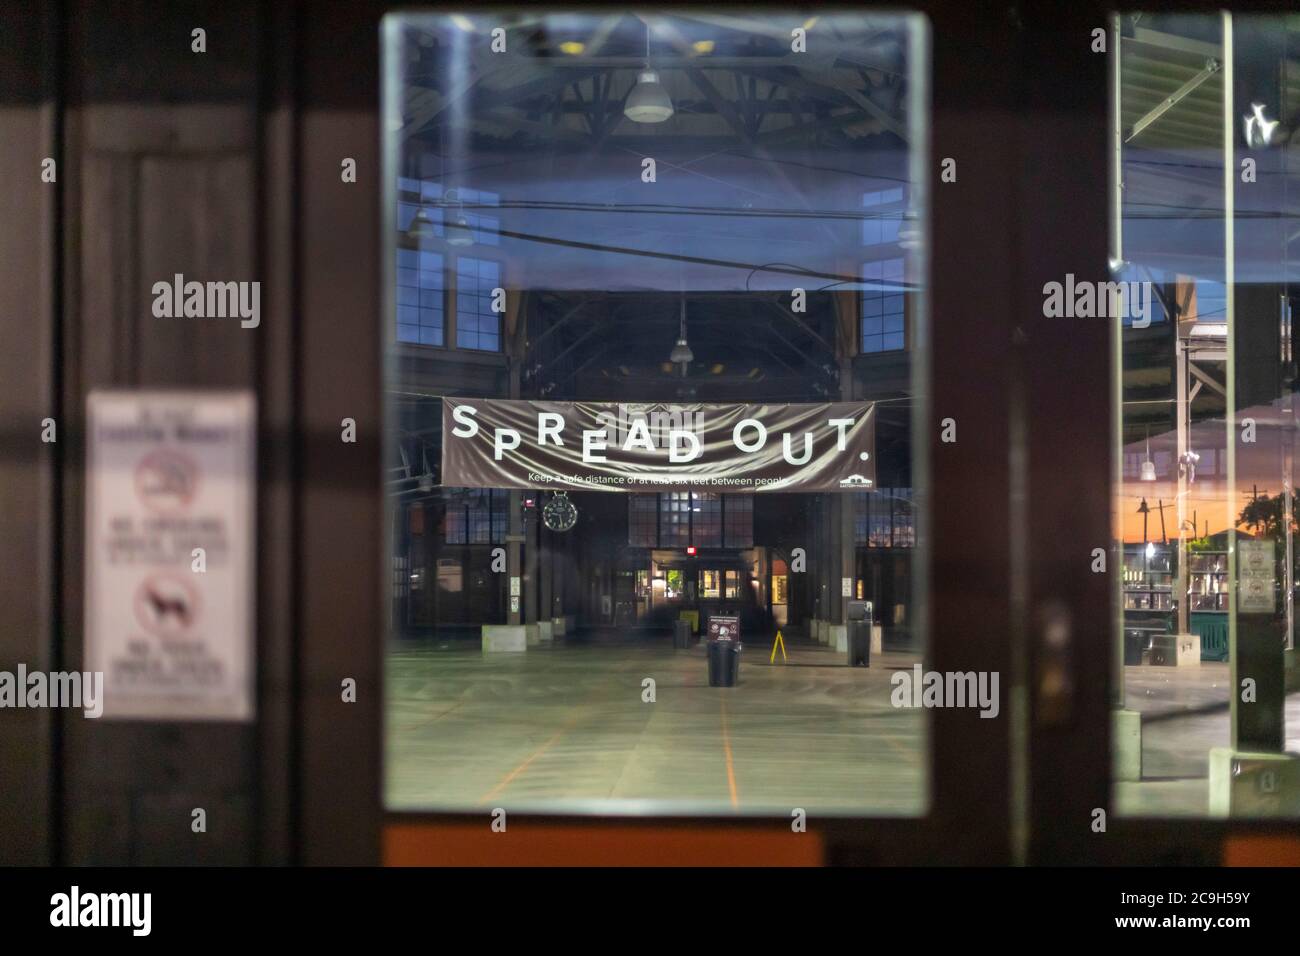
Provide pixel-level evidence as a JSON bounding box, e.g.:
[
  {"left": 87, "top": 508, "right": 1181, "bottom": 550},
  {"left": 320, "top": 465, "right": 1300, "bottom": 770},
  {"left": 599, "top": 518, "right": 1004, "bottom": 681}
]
[
  {"left": 506, "top": 495, "right": 522, "bottom": 626},
  {"left": 1109, "top": 12, "right": 1142, "bottom": 782},
  {"left": 1209, "top": 13, "right": 1299, "bottom": 814},
  {"left": 539, "top": 521, "right": 554, "bottom": 641},
  {"left": 523, "top": 502, "right": 539, "bottom": 644}
]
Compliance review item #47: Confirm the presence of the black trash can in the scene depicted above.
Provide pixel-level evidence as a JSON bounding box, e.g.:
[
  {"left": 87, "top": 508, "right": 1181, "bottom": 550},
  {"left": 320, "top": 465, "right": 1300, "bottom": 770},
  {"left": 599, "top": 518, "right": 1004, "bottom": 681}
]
[
  {"left": 673, "top": 619, "right": 692, "bottom": 649},
  {"left": 848, "top": 621, "right": 871, "bottom": 667},
  {"left": 707, "top": 640, "right": 740, "bottom": 687},
  {"left": 1123, "top": 628, "right": 1147, "bottom": 666}
]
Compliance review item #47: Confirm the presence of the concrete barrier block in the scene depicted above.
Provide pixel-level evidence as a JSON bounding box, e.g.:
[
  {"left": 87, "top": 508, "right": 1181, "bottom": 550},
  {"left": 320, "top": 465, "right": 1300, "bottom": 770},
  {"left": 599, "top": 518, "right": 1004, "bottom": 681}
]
[
  {"left": 1112, "top": 709, "right": 1142, "bottom": 782},
  {"left": 1209, "top": 748, "right": 1300, "bottom": 817},
  {"left": 551, "top": 616, "right": 566, "bottom": 636},
  {"left": 870, "top": 624, "right": 883, "bottom": 656},
  {"left": 524, "top": 623, "right": 540, "bottom": 646},
  {"left": 829, "top": 624, "right": 847, "bottom": 653},
  {"left": 482, "top": 625, "right": 527, "bottom": 652},
  {"left": 537, "top": 620, "right": 553, "bottom": 642}
]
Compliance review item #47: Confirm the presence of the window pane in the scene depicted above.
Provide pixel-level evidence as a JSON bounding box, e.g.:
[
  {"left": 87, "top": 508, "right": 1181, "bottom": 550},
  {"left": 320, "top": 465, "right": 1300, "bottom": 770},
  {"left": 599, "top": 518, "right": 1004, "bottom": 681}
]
[
  {"left": 455, "top": 257, "right": 501, "bottom": 351},
  {"left": 692, "top": 493, "right": 721, "bottom": 547},
  {"left": 628, "top": 494, "right": 658, "bottom": 547},
  {"left": 1110, "top": 11, "right": 1300, "bottom": 820},
  {"left": 385, "top": 10, "right": 929, "bottom": 820},
  {"left": 724, "top": 495, "right": 753, "bottom": 548}
]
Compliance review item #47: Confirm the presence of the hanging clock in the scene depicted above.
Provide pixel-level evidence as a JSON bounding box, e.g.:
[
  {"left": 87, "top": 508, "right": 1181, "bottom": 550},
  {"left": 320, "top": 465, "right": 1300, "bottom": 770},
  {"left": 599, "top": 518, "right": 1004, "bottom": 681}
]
[{"left": 542, "top": 491, "right": 578, "bottom": 532}]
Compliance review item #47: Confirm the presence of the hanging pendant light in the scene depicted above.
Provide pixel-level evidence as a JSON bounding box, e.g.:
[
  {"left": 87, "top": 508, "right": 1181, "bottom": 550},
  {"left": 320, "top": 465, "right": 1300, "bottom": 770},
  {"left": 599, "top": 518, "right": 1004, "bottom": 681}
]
[
  {"left": 407, "top": 206, "right": 438, "bottom": 241},
  {"left": 669, "top": 293, "right": 693, "bottom": 367},
  {"left": 1140, "top": 426, "right": 1157, "bottom": 481},
  {"left": 442, "top": 188, "right": 474, "bottom": 247},
  {"left": 897, "top": 201, "right": 922, "bottom": 251},
  {"left": 625, "top": 21, "right": 674, "bottom": 123}
]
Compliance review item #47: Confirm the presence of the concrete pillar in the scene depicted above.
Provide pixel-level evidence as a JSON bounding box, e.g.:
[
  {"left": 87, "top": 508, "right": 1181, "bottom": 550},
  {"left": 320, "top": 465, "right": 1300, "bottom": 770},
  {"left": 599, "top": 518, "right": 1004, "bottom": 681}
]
[
  {"left": 524, "top": 503, "right": 539, "bottom": 626},
  {"left": 817, "top": 495, "right": 831, "bottom": 630},
  {"left": 838, "top": 492, "right": 855, "bottom": 626},
  {"left": 540, "top": 522, "right": 553, "bottom": 627},
  {"left": 507, "top": 492, "right": 522, "bottom": 625}
]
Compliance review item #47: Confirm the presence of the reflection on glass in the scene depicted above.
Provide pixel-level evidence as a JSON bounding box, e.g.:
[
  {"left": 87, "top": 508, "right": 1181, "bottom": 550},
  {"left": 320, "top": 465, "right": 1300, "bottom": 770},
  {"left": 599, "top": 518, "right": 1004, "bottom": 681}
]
[
  {"left": 1112, "top": 12, "right": 1300, "bottom": 817},
  {"left": 384, "top": 10, "right": 928, "bottom": 816}
]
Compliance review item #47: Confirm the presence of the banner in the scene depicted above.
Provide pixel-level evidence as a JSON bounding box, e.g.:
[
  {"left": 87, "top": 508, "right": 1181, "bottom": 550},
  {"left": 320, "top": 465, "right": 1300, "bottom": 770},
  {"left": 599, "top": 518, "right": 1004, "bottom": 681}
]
[{"left": 441, "top": 399, "right": 875, "bottom": 493}]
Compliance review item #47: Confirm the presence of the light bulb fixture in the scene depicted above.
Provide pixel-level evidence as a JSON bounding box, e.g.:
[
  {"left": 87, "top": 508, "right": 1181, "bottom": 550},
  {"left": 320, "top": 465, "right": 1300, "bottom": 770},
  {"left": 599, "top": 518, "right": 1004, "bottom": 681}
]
[
  {"left": 442, "top": 188, "right": 474, "bottom": 247},
  {"left": 669, "top": 294, "right": 694, "bottom": 366},
  {"left": 1140, "top": 426, "right": 1157, "bottom": 481},
  {"left": 407, "top": 205, "right": 438, "bottom": 241},
  {"left": 897, "top": 204, "right": 922, "bottom": 251},
  {"left": 1243, "top": 102, "right": 1281, "bottom": 148},
  {"left": 624, "top": 21, "right": 674, "bottom": 123}
]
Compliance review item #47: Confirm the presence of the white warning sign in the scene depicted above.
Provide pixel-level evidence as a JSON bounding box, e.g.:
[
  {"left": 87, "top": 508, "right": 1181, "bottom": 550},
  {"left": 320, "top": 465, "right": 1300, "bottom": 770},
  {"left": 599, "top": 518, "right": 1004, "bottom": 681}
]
[{"left": 86, "top": 391, "right": 256, "bottom": 720}]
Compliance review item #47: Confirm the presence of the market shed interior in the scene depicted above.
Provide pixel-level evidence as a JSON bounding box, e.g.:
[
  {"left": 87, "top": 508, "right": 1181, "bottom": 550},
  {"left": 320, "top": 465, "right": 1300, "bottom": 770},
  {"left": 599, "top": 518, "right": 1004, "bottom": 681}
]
[{"left": 384, "top": 11, "right": 925, "bottom": 813}]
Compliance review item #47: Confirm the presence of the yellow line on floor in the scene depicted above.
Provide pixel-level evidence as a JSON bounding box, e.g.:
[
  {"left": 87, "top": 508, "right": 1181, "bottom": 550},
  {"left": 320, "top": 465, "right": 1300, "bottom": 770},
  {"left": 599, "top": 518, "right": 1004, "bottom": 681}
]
[
  {"left": 477, "top": 716, "right": 577, "bottom": 806},
  {"left": 721, "top": 696, "right": 739, "bottom": 809},
  {"left": 475, "top": 654, "right": 644, "bottom": 805}
]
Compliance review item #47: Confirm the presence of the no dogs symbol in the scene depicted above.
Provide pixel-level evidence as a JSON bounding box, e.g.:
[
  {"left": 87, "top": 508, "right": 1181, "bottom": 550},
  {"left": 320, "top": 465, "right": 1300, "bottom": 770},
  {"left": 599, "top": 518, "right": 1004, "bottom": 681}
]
[{"left": 134, "top": 574, "right": 200, "bottom": 639}]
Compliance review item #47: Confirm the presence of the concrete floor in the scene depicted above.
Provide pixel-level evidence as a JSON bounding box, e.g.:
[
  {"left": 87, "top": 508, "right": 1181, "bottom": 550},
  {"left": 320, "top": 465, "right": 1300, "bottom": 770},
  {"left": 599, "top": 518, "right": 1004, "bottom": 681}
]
[
  {"left": 386, "top": 629, "right": 927, "bottom": 815},
  {"left": 1116, "top": 662, "right": 1300, "bottom": 816},
  {"left": 385, "top": 629, "right": 1300, "bottom": 818}
]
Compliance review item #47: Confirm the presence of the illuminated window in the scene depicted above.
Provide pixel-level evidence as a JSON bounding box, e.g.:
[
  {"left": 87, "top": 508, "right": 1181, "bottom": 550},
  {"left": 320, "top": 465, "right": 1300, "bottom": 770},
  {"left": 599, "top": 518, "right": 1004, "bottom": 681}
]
[
  {"left": 861, "top": 187, "right": 903, "bottom": 245},
  {"left": 861, "top": 257, "right": 905, "bottom": 353},
  {"left": 701, "top": 570, "right": 721, "bottom": 598},
  {"left": 771, "top": 574, "right": 789, "bottom": 605},
  {"left": 725, "top": 570, "right": 740, "bottom": 599},
  {"left": 660, "top": 492, "right": 691, "bottom": 546},
  {"left": 455, "top": 257, "right": 502, "bottom": 351},
  {"left": 396, "top": 249, "right": 445, "bottom": 346}
]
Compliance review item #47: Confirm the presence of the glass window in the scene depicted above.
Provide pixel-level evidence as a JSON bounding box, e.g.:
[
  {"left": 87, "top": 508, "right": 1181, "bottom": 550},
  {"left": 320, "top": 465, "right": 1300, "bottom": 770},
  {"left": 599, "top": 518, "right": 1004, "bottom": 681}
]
[
  {"left": 771, "top": 574, "right": 789, "bottom": 606},
  {"left": 861, "top": 258, "right": 905, "bottom": 353},
  {"left": 701, "top": 570, "right": 721, "bottom": 599},
  {"left": 385, "top": 9, "right": 929, "bottom": 820},
  {"left": 628, "top": 494, "right": 658, "bottom": 547},
  {"left": 396, "top": 249, "right": 444, "bottom": 346},
  {"left": 660, "top": 492, "right": 691, "bottom": 547},
  {"left": 692, "top": 493, "right": 721, "bottom": 547},
  {"left": 723, "top": 495, "right": 753, "bottom": 548},
  {"left": 457, "top": 186, "right": 500, "bottom": 246},
  {"left": 443, "top": 489, "right": 506, "bottom": 544},
  {"left": 1111, "top": 10, "right": 1300, "bottom": 820},
  {"left": 455, "top": 257, "right": 502, "bottom": 351},
  {"left": 861, "top": 187, "right": 904, "bottom": 246}
]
